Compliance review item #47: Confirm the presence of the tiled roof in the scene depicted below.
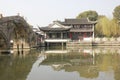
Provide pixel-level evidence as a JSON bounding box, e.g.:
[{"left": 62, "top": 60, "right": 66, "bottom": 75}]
[
  {"left": 39, "top": 27, "right": 70, "bottom": 32},
  {"left": 39, "top": 21, "right": 71, "bottom": 32},
  {"left": 63, "top": 18, "right": 97, "bottom": 25}
]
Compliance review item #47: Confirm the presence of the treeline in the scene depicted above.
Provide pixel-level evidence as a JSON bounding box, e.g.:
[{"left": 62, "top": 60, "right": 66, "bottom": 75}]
[{"left": 77, "top": 5, "right": 120, "bottom": 37}]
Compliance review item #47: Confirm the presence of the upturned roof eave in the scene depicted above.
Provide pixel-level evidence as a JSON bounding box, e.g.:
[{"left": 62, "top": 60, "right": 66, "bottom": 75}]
[{"left": 39, "top": 27, "right": 71, "bottom": 32}]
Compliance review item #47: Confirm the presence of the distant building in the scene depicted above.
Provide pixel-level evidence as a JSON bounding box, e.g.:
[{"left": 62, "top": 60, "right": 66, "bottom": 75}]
[
  {"left": 39, "top": 18, "right": 97, "bottom": 46},
  {"left": 33, "top": 28, "right": 44, "bottom": 45}
]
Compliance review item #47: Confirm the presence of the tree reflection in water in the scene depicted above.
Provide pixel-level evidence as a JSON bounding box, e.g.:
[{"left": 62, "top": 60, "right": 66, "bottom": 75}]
[{"left": 0, "top": 50, "right": 39, "bottom": 80}]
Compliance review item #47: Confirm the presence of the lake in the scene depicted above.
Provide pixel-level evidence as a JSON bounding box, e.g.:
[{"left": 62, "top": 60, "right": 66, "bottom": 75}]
[{"left": 0, "top": 47, "right": 120, "bottom": 80}]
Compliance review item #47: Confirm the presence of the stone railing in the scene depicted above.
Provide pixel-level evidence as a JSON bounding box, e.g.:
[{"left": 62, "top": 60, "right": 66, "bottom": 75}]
[{"left": 94, "top": 37, "right": 120, "bottom": 43}]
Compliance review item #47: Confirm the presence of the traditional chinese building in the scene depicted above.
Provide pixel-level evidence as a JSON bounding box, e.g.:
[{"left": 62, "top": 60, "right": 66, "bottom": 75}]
[
  {"left": 62, "top": 18, "right": 96, "bottom": 41},
  {"left": 39, "top": 18, "right": 96, "bottom": 47}
]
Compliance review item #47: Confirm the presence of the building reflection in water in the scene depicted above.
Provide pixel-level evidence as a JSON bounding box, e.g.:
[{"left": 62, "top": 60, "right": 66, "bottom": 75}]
[
  {"left": 1, "top": 47, "right": 120, "bottom": 80},
  {"left": 40, "top": 46, "right": 120, "bottom": 80}
]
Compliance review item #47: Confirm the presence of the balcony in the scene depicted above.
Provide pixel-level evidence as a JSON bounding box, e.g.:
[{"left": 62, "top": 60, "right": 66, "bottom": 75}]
[
  {"left": 45, "top": 38, "right": 70, "bottom": 42},
  {"left": 70, "top": 28, "right": 94, "bottom": 32}
]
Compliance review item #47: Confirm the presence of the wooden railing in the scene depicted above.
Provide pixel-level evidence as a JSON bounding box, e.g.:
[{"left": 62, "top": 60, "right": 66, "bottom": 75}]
[{"left": 70, "top": 28, "right": 93, "bottom": 32}]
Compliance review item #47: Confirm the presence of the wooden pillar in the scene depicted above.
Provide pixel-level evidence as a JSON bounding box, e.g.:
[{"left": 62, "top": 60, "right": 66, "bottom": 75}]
[
  {"left": 69, "top": 32, "right": 72, "bottom": 41},
  {"left": 47, "top": 42, "right": 49, "bottom": 49},
  {"left": 92, "top": 24, "right": 95, "bottom": 41},
  {"left": 45, "top": 32, "right": 47, "bottom": 39},
  {"left": 47, "top": 42, "right": 49, "bottom": 47},
  {"left": 93, "top": 32, "right": 94, "bottom": 41},
  {"left": 62, "top": 42, "right": 64, "bottom": 50},
  {"left": 61, "top": 32, "right": 63, "bottom": 39}
]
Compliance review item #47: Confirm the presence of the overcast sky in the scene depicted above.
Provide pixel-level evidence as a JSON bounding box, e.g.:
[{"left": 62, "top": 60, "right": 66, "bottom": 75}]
[{"left": 0, "top": 0, "right": 120, "bottom": 27}]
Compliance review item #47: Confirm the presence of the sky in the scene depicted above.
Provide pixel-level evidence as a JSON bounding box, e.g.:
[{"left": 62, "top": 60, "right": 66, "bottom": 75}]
[{"left": 0, "top": 0, "right": 120, "bottom": 28}]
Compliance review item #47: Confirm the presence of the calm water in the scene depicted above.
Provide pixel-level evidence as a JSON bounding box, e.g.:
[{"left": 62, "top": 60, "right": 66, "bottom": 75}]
[{"left": 0, "top": 47, "right": 120, "bottom": 80}]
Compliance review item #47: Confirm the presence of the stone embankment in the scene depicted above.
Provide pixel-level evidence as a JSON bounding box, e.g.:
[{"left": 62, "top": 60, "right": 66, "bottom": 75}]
[{"left": 67, "top": 37, "right": 120, "bottom": 49}]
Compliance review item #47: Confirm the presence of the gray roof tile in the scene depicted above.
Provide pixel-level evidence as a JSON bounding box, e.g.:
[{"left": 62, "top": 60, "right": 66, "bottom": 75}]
[{"left": 63, "top": 18, "right": 96, "bottom": 24}]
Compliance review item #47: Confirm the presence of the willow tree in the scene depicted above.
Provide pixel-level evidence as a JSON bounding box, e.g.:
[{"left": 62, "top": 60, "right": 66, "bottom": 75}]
[
  {"left": 101, "top": 17, "right": 112, "bottom": 37},
  {"left": 110, "top": 19, "right": 120, "bottom": 37},
  {"left": 95, "top": 20, "right": 103, "bottom": 37},
  {"left": 95, "top": 17, "right": 111, "bottom": 37},
  {"left": 95, "top": 17, "right": 120, "bottom": 37}
]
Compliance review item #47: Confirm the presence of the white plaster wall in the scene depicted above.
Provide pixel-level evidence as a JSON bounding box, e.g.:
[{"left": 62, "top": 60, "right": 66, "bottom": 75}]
[{"left": 83, "top": 37, "right": 92, "bottom": 42}]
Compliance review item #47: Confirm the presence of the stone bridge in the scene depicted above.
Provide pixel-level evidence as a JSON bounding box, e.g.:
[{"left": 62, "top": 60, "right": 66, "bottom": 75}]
[{"left": 0, "top": 15, "right": 35, "bottom": 50}]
